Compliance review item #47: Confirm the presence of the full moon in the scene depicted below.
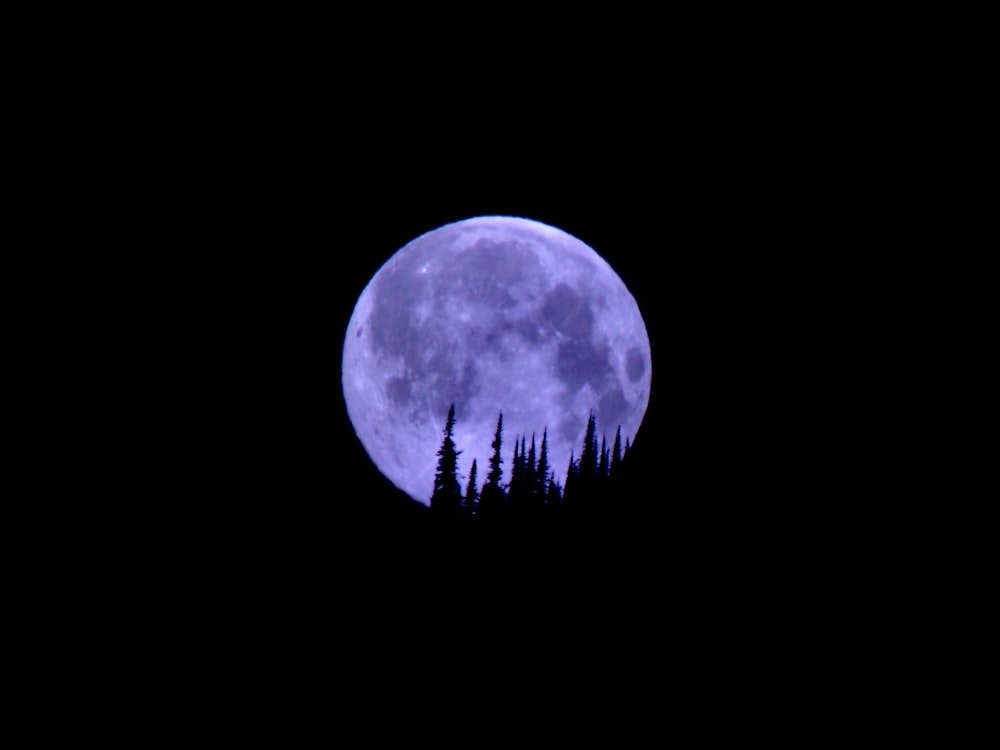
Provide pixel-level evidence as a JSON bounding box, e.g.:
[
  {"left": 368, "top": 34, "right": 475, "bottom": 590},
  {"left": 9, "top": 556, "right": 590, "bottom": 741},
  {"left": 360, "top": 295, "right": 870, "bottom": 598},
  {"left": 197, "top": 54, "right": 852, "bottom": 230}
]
[{"left": 342, "top": 216, "right": 651, "bottom": 506}]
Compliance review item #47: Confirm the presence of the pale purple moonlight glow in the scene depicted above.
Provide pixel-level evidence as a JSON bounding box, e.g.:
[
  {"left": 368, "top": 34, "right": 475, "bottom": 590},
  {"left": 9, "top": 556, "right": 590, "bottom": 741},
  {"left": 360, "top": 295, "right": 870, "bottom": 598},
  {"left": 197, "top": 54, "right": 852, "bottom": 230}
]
[{"left": 342, "top": 216, "right": 651, "bottom": 505}]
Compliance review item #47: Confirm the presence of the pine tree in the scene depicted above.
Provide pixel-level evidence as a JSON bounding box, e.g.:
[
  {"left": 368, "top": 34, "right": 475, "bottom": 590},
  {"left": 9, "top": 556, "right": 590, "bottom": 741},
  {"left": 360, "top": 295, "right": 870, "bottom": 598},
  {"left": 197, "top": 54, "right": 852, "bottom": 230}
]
[
  {"left": 527, "top": 434, "right": 538, "bottom": 499},
  {"left": 520, "top": 436, "right": 527, "bottom": 482},
  {"left": 599, "top": 436, "right": 609, "bottom": 479},
  {"left": 546, "top": 478, "right": 562, "bottom": 505},
  {"left": 536, "top": 429, "right": 550, "bottom": 499},
  {"left": 611, "top": 427, "right": 623, "bottom": 476},
  {"left": 509, "top": 435, "right": 530, "bottom": 511},
  {"left": 579, "top": 412, "right": 599, "bottom": 481},
  {"left": 464, "top": 459, "right": 478, "bottom": 514},
  {"left": 430, "top": 404, "right": 463, "bottom": 515},
  {"left": 479, "top": 414, "right": 506, "bottom": 516},
  {"left": 563, "top": 451, "right": 579, "bottom": 504},
  {"left": 572, "top": 412, "right": 601, "bottom": 509},
  {"left": 509, "top": 437, "right": 521, "bottom": 492},
  {"left": 489, "top": 415, "right": 504, "bottom": 484}
]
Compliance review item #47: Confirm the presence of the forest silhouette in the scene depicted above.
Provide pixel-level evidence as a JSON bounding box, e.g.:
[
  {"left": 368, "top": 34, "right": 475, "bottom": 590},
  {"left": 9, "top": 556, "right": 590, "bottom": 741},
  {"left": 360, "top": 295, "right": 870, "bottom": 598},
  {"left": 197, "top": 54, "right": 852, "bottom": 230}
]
[{"left": 428, "top": 405, "right": 635, "bottom": 527}]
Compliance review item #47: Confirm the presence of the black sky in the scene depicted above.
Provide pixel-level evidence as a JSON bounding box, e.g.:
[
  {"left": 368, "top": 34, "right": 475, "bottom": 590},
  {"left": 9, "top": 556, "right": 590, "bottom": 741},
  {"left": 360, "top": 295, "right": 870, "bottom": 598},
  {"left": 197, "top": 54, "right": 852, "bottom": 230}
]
[
  {"left": 184, "top": 85, "right": 858, "bottom": 578},
  {"left": 116, "top": 26, "right": 900, "bottom": 706}
]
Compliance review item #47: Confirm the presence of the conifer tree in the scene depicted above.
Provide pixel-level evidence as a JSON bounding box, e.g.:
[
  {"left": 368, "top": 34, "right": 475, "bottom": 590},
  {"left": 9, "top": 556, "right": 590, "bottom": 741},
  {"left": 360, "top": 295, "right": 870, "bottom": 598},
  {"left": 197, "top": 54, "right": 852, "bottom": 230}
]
[
  {"left": 527, "top": 433, "right": 538, "bottom": 498},
  {"left": 611, "top": 427, "right": 623, "bottom": 476},
  {"left": 430, "top": 404, "right": 462, "bottom": 514},
  {"left": 479, "top": 414, "right": 506, "bottom": 516},
  {"left": 510, "top": 438, "right": 521, "bottom": 490},
  {"left": 464, "top": 459, "right": 478, "bottom": 514},
  {"left": 487, "top": 414, "right": 504, "bottom": 487},
  {"left": 509, "top": 435, "right": 533, "bottom": 511},
  {"left": 563, "top": 451, "right": 579, "bottom": 503},
  {"left": 579, "top": 412, "right": 599, "bottom": 481},
  {"left": 546, "top": 478, "right": 562, "bottom": 505},
  {"left": 536, "top": 429, "right": 550, "bottom": 499}
]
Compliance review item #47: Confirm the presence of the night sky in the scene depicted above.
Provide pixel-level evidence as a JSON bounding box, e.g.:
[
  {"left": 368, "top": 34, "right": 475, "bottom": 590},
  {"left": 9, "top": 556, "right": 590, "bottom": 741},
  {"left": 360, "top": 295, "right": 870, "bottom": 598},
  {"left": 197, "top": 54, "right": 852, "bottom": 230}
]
[
  {"left": 120, "top": 27, "right": 888, "bottom": 716},
  {"left": 193, "top": 120, "right": 851, "bottom": 590}
]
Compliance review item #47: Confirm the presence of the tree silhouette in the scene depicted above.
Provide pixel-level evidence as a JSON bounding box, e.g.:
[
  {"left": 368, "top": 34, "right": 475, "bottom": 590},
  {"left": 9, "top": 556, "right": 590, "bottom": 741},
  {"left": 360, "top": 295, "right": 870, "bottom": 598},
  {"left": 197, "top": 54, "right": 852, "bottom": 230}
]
[
  {"left": 536, "top": 429, "right": 550, "bottom": 499},
  {"left": 508, "top": 437, "right": 521, "bottom": 505},
  {"left": 430, "top": 404, "right": 463, "bottom": 515},
  {"left": 568, "top": 412, "right": 601, "bottom": 509},
  {"left": 420, "top": 405, "right": 636, "bottom": 524},
  {"left": 464, "top": 458, "right": 478, "bottom": 515},
  {"left": 579, "top": 412, "right": 599, "bottom": 482},
  {"left": 546, "top": 477, "right": 562, "bottom": 506},
  {"left": 611, "top": 427, "right": 623, "bottom": 476},
  {"left": 599, "top": 436, "right": 609, "bottom": 479},
  {"left": 563, "top": 451, "right": 579, "bottom": 504},
  {"left": 508, "top": 435, "right": 532, "bottom": 511},
  {"left": 478, "top": 414, "right": 506, "bottom": 516},
  {"left": 486, "top": 414, "right": 503, "bottom": 486},
  {"left": 527, "top": 434, "right": 543, "bottom": 508}
]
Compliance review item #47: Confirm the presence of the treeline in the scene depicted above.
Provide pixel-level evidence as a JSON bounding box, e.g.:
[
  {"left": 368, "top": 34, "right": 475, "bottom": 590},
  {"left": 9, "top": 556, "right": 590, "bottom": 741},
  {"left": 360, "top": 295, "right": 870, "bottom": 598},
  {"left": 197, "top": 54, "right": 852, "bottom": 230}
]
[{"left": 429, "top": 405, "right": 632, "bottom": 518}]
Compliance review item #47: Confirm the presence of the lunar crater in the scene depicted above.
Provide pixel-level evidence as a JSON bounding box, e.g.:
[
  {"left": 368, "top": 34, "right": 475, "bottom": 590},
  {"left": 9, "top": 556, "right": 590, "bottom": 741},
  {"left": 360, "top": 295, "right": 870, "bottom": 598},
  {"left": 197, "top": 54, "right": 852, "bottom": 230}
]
[
  {"left": 542, "top": 283, "right": 594, "bottom": 339},
  {"left": 626, "top": 347, "right": 646, "bottom": 383},
  {"left": 387, "top": 376, "right": 412, "bottom": 406},
  {"left": 555, "top": 338, "right": 613, "bottom": 391}
]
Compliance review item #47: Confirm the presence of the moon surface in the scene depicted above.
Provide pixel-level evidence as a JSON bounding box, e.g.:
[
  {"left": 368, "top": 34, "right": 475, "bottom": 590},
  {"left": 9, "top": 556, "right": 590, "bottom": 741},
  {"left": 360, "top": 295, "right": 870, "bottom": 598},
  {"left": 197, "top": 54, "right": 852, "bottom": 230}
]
[{"left": 342, "top": 216, "right": 651, "bottom": 506}]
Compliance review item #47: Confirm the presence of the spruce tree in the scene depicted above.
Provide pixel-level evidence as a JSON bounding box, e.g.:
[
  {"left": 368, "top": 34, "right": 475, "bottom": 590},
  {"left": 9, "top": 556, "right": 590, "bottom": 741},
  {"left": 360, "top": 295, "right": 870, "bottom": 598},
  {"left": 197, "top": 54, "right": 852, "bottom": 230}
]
[
  {"left": 579, "top": 412, "right": 599, "bottom": 481},
  {"left": 611, "top": 427, "right": 623, "bottom": 476},
  {"left": 479, "top": 414, "right": 506, "bottom": 516},
  {"left": 563, "top": 451, "right": 579, "bottom": 504},
  {"left": 486, "top": 415, "right": 503, "bottom": 485},
  {"left": 509, "top": 437, "right": 521, "bottom": 493},
  {"left": 527, "top": 434, "right": 538, "bottom": 499},
  {"left": 536, "top": 428, "right": 550, "bottom": 499},
  {"left": 464, "top": 459, "right": 478, "bottom": 514},
  {"left": 509, "top": 435, "right": 529, "bottom": 511},
  {"left": 546, "top": 478, "right": 562, "bottom": 505},
  {"left": 599, "top": 436, "right": 609, "bottom": 479},
  {"left": 430, "top": 404, "right": 463, "bottom": 514}
]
